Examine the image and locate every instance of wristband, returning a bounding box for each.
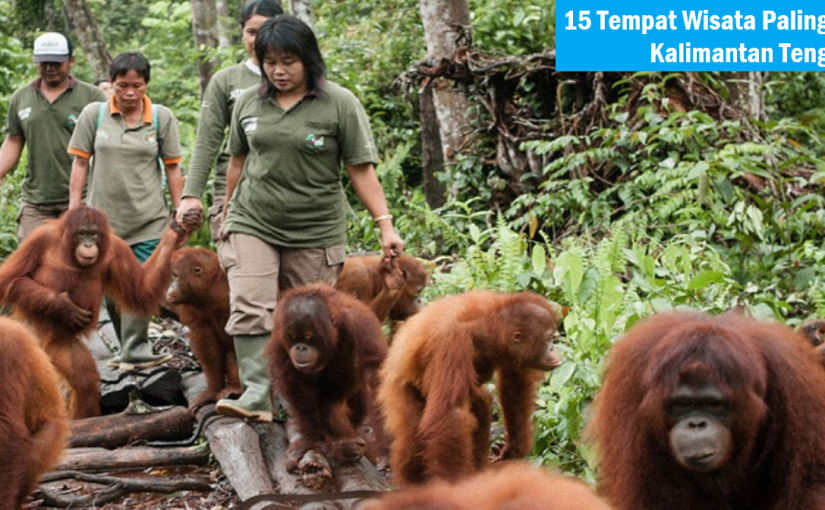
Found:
[374,214,393,223]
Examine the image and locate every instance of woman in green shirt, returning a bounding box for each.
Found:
[68,52,183,372]
[178,0,283,241]
[198,15,404,422]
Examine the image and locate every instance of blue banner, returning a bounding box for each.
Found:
[555,0,825,70]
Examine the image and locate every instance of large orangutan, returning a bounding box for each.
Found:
[166,247,240,411]
[0,206,191,419]
[265,283,388,484]
[379,290,564,486]
[589,310,825,510]
[356,461,612,510]
[335,253,429,327]
[0,317,67,508]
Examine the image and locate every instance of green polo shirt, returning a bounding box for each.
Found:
[184,61,262,199]
[4,77,106,204]
[224,80,378,248]
[67,95,183,244]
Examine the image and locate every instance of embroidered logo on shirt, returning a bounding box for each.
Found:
[66,113,78,128]
[241,117,258,134]
[305,133,325,152]
[143,128,157,144]
[230,88,244,101]
[18,107,32,121]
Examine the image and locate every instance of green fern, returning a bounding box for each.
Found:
[495,215,526,291]
[810,283,825,318]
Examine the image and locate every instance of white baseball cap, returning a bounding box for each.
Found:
[33,33,71,63]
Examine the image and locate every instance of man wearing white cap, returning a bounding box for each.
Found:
[0,32,106,240]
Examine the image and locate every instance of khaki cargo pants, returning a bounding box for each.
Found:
[17,201,69,241]
[218,232,344,336]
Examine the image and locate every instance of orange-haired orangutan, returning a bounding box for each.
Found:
[0,318,67,509]
[335,253,429,327]
[0,206,191,418]
[266,283,388,486]
[166,247,240,411]
[589,310,825,510]
[356,461,611,510]
[379,290,564,485]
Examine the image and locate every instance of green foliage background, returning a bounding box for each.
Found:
[2,0,825,483]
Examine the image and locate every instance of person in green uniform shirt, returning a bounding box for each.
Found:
[0,32,106,241]
[177,0,283,241]
[67,52,184,371]
[185,15,405,422]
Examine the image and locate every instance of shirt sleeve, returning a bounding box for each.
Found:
[89,86,107,103]
[158,107,183,165]
[184,73,231,197]
[339,91,378,167]
[4,91,23,136]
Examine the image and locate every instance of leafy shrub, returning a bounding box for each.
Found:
[423,215,792,477]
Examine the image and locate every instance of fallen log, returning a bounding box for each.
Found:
[237,489,388,510]
[204,412,276,500]
[179,364,389,509]
[37,470,211,507]
[69,404,193,448]
[257,421,341,510]
[56,446,208,471]
[334,457,390,495]
[181,373,278,500]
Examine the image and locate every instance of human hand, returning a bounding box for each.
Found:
[176,197,204,226]
[380,229,405,263]
[171,208,204,234]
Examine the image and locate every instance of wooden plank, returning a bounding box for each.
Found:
[205,416,276,500]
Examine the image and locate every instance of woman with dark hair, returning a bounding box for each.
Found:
[178,0,283,241]
[207,15,404,422]
[94,79,113,98]
[67,51,184,371]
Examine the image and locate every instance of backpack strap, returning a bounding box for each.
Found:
[96,101,106,130]
[152,104,161,157]
[153,105,165,170]
[152,104,168,187]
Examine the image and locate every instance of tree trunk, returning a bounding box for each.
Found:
[289,0,315,29]
[418,0,473,199]
[62,0,111,80]
[419,85,447,208]
[191,0,220,95]
[216,0,234,49]
[723,71,765,121]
